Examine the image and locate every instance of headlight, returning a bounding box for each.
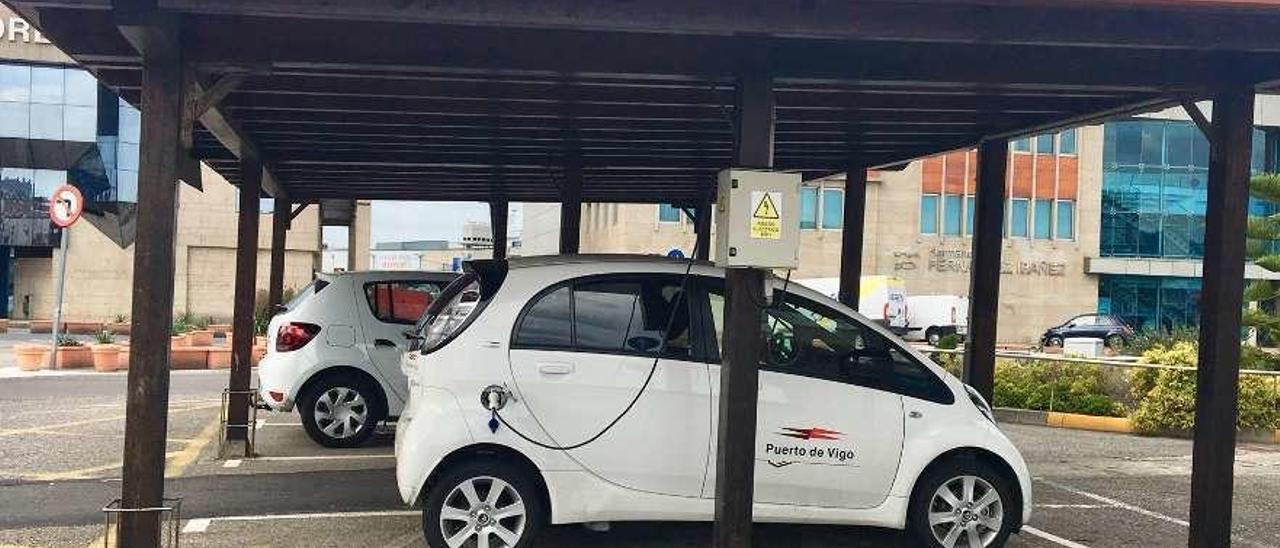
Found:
[965,384,995,423]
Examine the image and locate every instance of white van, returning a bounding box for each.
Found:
[796,275,909,334]
[905,295,969,345]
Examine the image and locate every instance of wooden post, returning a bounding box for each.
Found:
[694,187,712,260]
[1189,86,1253,548]
[118,20,184,548]
[963,138,1008,403]
[490,200,509,260]
[838,165,868,309]
[267,197,289,310]
[712,69,773,548]
[560,163,582,254]
[228,154,262,443]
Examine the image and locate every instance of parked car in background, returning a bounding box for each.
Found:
[258,270,458,447]
[797,275,909,334]
[905,295,969,345]
[1040,314,1133,349]
[398,256,1031,548]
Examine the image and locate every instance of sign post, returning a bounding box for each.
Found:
[48,185,84,364]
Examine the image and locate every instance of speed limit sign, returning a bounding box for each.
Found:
[49,185,84,228]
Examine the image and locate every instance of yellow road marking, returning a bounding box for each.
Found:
[17,430,196,443]
[0,403,219,438]
[25,452,182,481]
[165,415,221,478]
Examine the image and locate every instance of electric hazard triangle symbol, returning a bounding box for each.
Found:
[753,194,780,219]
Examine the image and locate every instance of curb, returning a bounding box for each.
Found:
[994,407,1280,444]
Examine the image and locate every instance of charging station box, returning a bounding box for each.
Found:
[714,168,801,269]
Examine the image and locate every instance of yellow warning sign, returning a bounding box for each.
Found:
[749,191,782,239]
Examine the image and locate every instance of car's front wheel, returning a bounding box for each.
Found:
[1043,335,1063,348]
[298,372,384,448]
[422,458,546,548]
[908,457,1017,548]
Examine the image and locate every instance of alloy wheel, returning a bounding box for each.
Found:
[313,386,368,440]
[438,476,527,548]
[928,475,1004,548]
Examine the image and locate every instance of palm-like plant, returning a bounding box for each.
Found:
[1243,173,1280,341]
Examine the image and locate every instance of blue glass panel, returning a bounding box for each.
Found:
[1165,123,1194,167]
[32,169,63,198]
[943,195,963,235]
[1036,134,1054,154]
[28,103,62,140]
[63,70,97,107]
[29,67,63,104]
[63,105,96,142]
[117,170,138,203]
[1010,199,1029,237]
[0,101,29,138]
[1058,129,1077,155]
[1111,122,1142,165]
[1140,121,1164,165]
[800,187,818,229]
[1252,128,1266,174]
[965,196,975,235]
[1098,275,1202,331]
[658,203,681,222]
[920,195,938,234]
[1034,199,1052,239]
[1056,201,1074,240]
[119,100,141,143]
[821,188,843,229]
[0,64,30,102]
[1013,139,1031,152]
[118,142,139,171]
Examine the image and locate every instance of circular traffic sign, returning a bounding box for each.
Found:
[48,184,84,228]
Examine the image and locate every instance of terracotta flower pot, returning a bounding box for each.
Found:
[0,318,9,334]
[65,321,105,335]
[251,344,267,367]
[29,320,57,334]
[188,330,214,347]
[255,335,268,347]
[14,344,48,371]
[117,345,130,370]
[209,323,232,336]
[90,344,120,372]
[107,322,131,336]
[170,347,208,370]
[54,346,93,369]
[171,334,191,348]
[206,347,232,369]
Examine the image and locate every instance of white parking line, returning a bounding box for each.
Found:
[181,509,419,532]
[1037,478,1189,527]
[243,454,394,462]
[1024,526,1090,548]
[222,459,242,468]
[181,518,212,534]
[1036,504,1108,509]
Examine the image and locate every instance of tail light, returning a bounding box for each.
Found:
[276,322,321,352]
[882,302,890,320]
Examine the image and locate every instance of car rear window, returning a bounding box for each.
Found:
[364,281,444,324]
[283,278,330,311]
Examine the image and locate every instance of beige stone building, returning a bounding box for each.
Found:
[13,165,323,322]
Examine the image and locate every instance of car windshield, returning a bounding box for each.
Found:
[417,274,481,353]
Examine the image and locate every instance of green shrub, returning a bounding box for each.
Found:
[932,352,963,377]
[935,333,962,350]
[92,330,115,344]
[1123,325,1199,356]
[1130,341,1280,433]
[993,359,1122,417]
[56,334,83,347]
[171,316,191,335]
[1241,345,1280,371]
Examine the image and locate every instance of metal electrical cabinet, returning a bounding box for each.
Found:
[714,169,801,270]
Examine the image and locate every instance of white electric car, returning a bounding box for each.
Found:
[396,255,1031,548]
[257,270,457,447]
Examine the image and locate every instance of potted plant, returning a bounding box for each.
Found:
[29,320,56,334]
[209,318,232,336]
[107,314,130,336]
[65,321,105,335]
[13,344,48,371]
[117,342,130,370]
[187,314,214,347]
[53,335,92,369]
[170,345,208,370]
[206,345,232,369]
[171,316,192,347]
[0,317,9,333]
[89,330,120,372]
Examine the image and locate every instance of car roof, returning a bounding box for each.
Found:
[321,270,459,280]
[503,253,714,270]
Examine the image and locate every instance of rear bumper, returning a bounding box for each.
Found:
[256,354,300,412]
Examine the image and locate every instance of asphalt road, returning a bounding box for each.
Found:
[0,371,1277,547]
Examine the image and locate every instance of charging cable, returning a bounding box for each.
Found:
[484,257,697,450]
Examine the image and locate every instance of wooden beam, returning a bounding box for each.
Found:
[117,13,182,548]
[1188,85,1254,548]
[228,153,262,444]
[289,202,311,222]
[694,190,712,260]
[558,162,582,254]
[963,137,1009,403]
[838,164,868,309]
[490,200,509,261]
[1182,99,1215,145]
[195,71,250,117]
[267,197,289,310]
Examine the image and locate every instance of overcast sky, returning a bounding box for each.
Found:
[322,201,524,249]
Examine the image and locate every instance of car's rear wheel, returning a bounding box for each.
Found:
[908,457,1017,548]
[299,372,383,448]
[926,328,941,346]
[422,458,545,548]
[1105,334,1125,349]
[1044,335,1063,348]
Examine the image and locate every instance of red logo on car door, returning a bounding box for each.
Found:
[777,427,844,441]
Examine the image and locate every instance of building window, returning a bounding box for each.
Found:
[800,186,819,229]
[1012,138,1031,152]
[943,195,963,236]
[1059,129,1077,155]
[1036,134,1054,154]
[821,188,843,229]
[1098,275,1200,332]
[1034,199,1053,239]
[1056,200,1075,240]
[1009,198,1030,238]
[658,203,681,223]
[964,196,975,236]
[920,194,939,234]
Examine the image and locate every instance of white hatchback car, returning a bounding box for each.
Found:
[258,270,457,447]
[396,255,1031,548]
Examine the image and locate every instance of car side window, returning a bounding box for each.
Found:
[363,281,444,324]
[513,275,694,359]
[706,283,952,404]
[513,285,573,348]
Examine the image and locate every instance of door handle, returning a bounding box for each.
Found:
[374,338,398,348]
[908,411,923,419]
[537,362,575,375]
